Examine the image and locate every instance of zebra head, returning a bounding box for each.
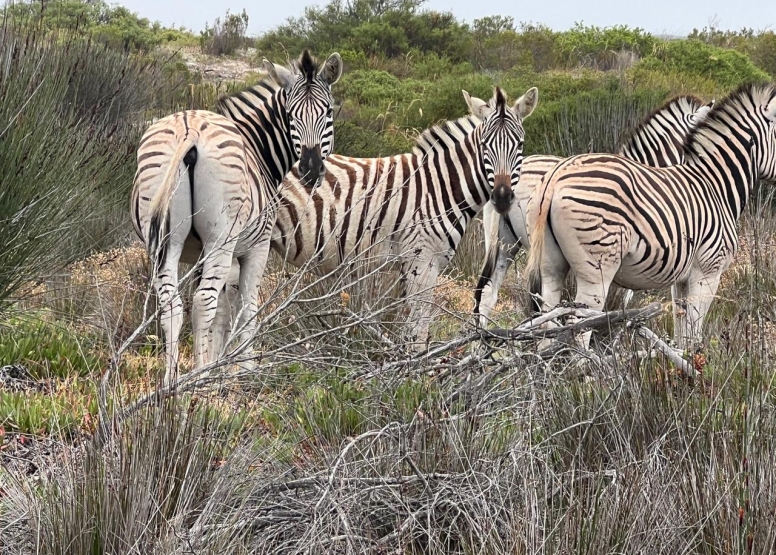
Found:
[760,90,776,181]
[465,87,539,214]
[263,50,343,187]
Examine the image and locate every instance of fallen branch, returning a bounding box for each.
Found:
[368,302,666,376]
[636,326,697,378]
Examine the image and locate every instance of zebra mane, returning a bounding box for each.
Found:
[294,50,319,83]
[216,74,283,116]
[618,94,705,152]
[413,115,482,157]
[684,82,776,158]
[215,50,324,112]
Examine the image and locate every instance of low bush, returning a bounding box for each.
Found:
[0,314,101,379]
[200,9,250,56]
[2,0,195,52]
[638,39,770,90]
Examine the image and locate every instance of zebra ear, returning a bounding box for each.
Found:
[263,58,296,91]
[766,95,776,121]
[513,87,539,119]
[462,90,492,119]
[319,52,343,86]
[691,100,714,124]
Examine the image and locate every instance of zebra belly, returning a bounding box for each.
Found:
[612,252,689,291]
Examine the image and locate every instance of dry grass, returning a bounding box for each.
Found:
[3,202,776,554]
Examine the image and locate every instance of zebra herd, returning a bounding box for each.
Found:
[130,49,776,381]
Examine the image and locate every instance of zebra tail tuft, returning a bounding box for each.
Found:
[147,135,198,268]
[524,181,554,316]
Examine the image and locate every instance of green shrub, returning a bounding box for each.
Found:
[557,23,656,69]
[749,32,776,77]
[638,39,769,89]
[626,65,720,97]
[338,69,405,105]
[2,0,194,52]
[350,20,409,57]
[0,384,98,435]
[0,26,171,311]
[0,315,102,378]
[409,51,473,80]
[524,88,667,157]
[200,9,250,56]
[334,120,414,158]
[471,18,559,71]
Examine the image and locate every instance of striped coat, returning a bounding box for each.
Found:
[526,83,776,351]
[131,51,342,380]
[270,87,538,345]
[474,95,714,325]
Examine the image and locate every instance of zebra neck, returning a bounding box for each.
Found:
[412,131,489,227]
[218,83,296,189]
[686,128,757,220]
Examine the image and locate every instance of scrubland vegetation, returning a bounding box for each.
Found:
[2,0,776,552]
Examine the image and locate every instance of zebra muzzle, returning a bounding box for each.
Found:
[490,175,515,214]
[299,144,324,187]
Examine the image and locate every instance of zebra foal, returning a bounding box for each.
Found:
[473,95,714,326]
[131,50,342,381]
[526,83,776,352]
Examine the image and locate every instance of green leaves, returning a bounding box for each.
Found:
[638,39,770,89]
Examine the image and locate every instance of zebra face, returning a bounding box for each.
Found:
[472,87,539,215]
[264,51,343,187]
[760,95,776,181]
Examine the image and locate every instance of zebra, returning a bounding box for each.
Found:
[262,86,537,347]
[473,95,715,326]
[526,82,776,353]
[131,50,343,381]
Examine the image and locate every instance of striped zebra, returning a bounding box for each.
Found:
[131,50,342,381]
[474,95,715,326]
[267,86,537,346]
[526,82,776,352]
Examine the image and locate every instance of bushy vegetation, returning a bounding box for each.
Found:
[0,27,155,310]
[200,9,250,56]
[2,0,196,51]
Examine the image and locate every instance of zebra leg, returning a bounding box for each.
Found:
[673,272,722,352]
[151,221,191,386]
[475,204,522,327]
[191,244,236,371]
[400,258,439,351]
[572,268,616,351]
[212,259,240,359]
[233,235,273,372]
[535,239,570,350]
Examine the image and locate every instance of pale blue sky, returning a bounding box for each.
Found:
[119,0,773,38]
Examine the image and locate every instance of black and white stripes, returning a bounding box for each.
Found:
[270,87,538,345]
[473,95,714,325]
[526,83,776,350]
[131,50,342,380]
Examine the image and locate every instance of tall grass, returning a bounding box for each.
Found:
[526,88,667,156]
[0,25,175,312]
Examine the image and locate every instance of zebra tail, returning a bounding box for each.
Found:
[473,204,501,318]
[524,182,553,315]
[147,135,198,266]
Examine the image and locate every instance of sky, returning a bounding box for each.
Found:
[118,0,774,38]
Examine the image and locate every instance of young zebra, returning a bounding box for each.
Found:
[473,95,714,326]
[131,50,343,381]
[267,86,537,346]
[527,83,776,352]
